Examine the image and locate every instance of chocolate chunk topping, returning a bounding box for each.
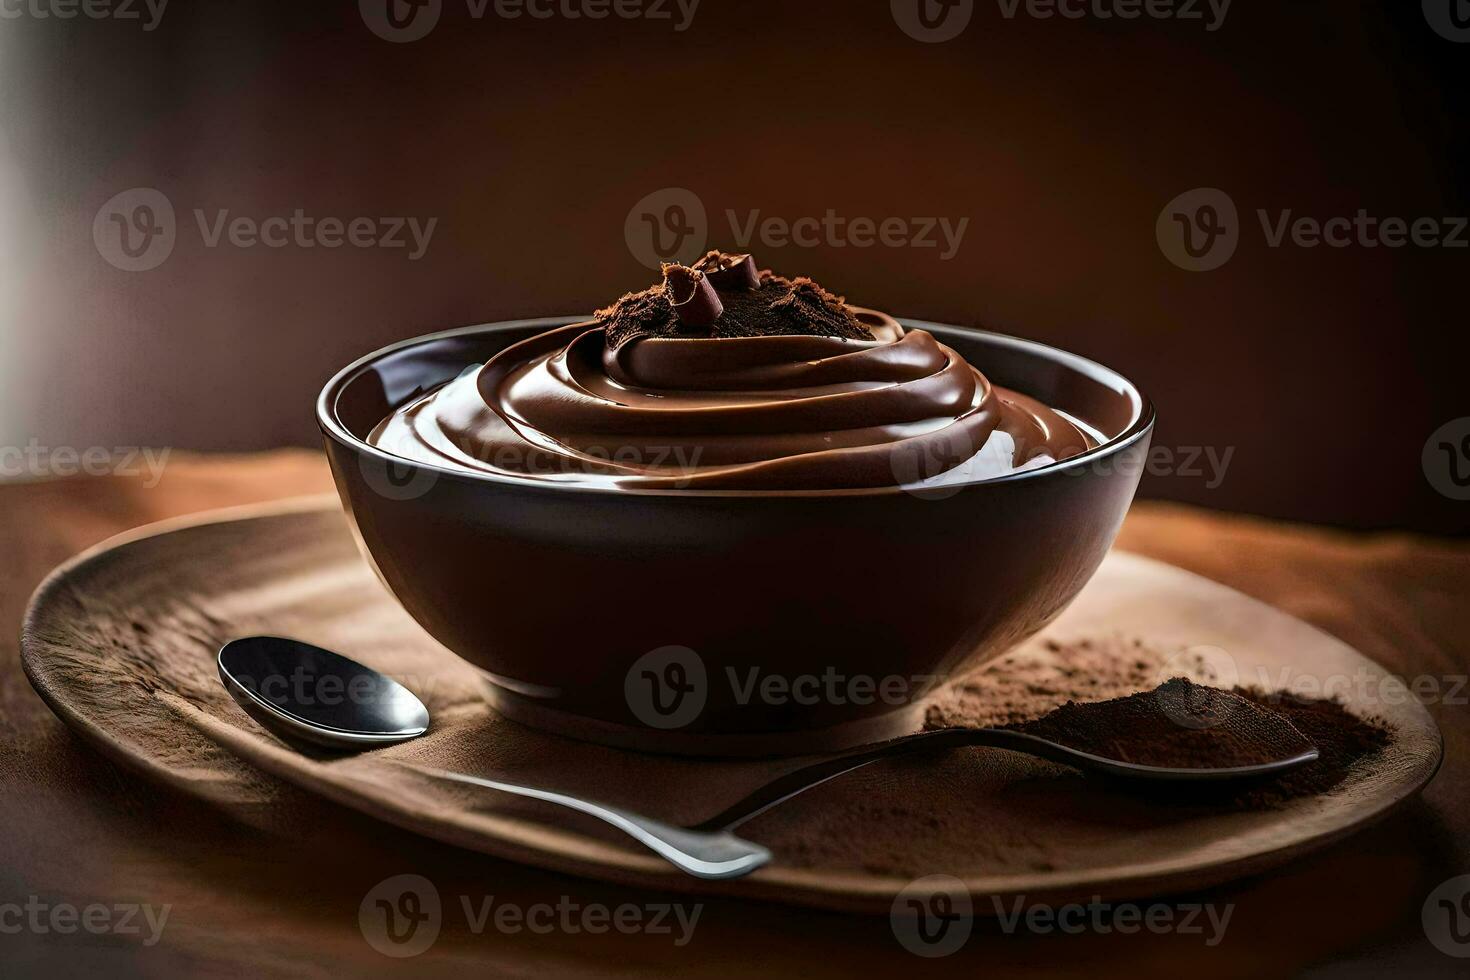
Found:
[598,252,877,349]
[692,250,761,291]
[663,264,724,330]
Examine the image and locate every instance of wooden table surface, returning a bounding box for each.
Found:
[1,451,1466,978]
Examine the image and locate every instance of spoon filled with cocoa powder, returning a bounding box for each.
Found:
[1000,676,1320,774]
[690,679,1322,837]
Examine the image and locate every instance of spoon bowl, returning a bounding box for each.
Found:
[217,636,429,750]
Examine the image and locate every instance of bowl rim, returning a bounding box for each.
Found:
[317,316,1156,499]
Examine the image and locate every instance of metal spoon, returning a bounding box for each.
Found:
[217,636,1319,880]
[217,636,769,879]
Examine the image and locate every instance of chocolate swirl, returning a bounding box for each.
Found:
[370,264,1093,490]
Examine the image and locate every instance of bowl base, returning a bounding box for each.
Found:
[479,677,929,758]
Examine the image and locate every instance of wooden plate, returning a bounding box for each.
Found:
[20,498,1442,914]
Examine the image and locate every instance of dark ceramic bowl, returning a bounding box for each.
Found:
[319,317,1154,756]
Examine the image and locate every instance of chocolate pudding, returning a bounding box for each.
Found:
[369,252,1096,490]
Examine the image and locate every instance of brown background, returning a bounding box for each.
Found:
[0,0,1466,532]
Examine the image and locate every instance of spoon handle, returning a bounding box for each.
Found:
[402,764,772,880]
[690,728,983,832]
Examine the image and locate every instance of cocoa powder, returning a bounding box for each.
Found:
[1008,677,1316,770]
[1225,687,1393,807]
[925,636,1394,811]
[598,254,874,348]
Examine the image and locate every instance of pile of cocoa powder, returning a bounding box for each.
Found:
[925,635,1392,810]
[597,254,874,348]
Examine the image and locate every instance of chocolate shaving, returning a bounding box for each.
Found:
[662,264,723,330]
[693,250,761,291]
